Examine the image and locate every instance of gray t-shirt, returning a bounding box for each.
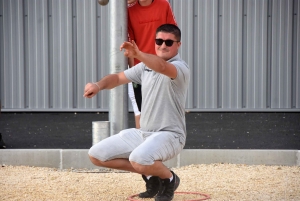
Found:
[124,53,190,144]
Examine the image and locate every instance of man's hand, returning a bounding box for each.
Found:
[120,40,140,59]
[83,83,100,98]
[127,0,137,4]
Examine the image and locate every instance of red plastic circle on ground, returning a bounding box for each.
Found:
[127,191,211,201]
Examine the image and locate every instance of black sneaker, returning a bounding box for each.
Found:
[139,175,160,198]
[0,133,6,149]
[155,171,180,201]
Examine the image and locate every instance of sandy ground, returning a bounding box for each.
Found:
[1,163,299,201]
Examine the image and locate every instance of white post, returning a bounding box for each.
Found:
[109,0,128,135]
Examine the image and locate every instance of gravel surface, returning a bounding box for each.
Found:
[1,164,299,201]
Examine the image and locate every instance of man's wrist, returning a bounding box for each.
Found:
[93,82,100,90]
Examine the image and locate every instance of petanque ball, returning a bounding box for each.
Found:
[98,0,109,6]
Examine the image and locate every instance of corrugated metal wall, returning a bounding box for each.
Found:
[1,0,299,112]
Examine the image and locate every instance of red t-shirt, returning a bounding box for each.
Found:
[128,0,177,65]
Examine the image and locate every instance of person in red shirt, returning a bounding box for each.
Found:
[127,0,177,129]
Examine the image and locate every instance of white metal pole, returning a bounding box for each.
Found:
[109,0,128,135]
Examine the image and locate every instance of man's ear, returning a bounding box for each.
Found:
[177,41,182,48]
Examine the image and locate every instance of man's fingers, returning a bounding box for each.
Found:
[127,0,137,4]
[120,43,124,51]
[131,40,136,47]
[83,83,96,98]
[131,40,139,53]
[83,91,94,98]
[120,41,134,50]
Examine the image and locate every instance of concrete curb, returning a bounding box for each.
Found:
[0,149,299,169]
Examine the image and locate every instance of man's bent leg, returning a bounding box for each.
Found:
[129,131,183,170]
[129,131,184,199]
[88,128,143,172]
[89,156,138,173]
[131,161,172,179]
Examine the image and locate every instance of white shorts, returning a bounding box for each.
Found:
[88,128,184,165]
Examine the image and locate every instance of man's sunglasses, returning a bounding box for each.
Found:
[155,39,180,47]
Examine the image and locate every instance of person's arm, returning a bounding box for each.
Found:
[166,2,177,25]
[83,72,130,98]
[120,41,177,79]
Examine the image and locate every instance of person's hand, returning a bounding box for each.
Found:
[127,0,137,4]
[120,40,140,58]
[83,83,100,98]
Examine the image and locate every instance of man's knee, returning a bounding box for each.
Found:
[89,154,103,166]
[130,161,147,174]
[129,152,155,174]
[129,148,154,167]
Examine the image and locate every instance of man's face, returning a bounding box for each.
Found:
[155,32,181,61]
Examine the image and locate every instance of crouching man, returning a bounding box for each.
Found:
[83,24,189,201]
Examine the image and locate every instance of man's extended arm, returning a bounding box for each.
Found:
[120,41,177,79]
[83,72,130,98]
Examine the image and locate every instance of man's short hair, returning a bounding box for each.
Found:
[156,24,181,41]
